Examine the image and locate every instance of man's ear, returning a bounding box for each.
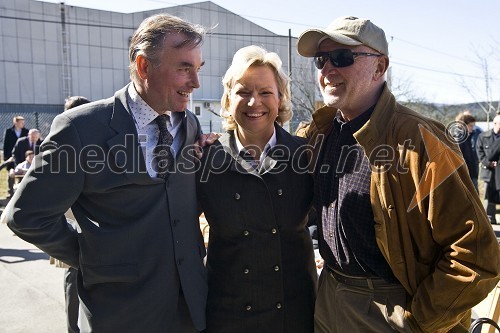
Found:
[135,54,150,80]
[374,55,389,81]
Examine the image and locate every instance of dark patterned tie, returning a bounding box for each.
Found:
[154,114,174,179]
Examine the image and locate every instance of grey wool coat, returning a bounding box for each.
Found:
[197,124,317,333]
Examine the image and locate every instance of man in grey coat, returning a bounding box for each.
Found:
[4,14,210,332]
[476,114,500,224]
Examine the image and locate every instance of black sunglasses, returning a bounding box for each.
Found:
[313,48,382,69]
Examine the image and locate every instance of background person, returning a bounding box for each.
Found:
[477,114,500,224]
[8,150,34,204]
[50,95,91,333]
[463,109,482,150]
[10,150,34,177]
[4,13,209,332]
[1,116,29,197]
[197,45,317,333]
[2,115,28,165]
[486,135,500,220]
[455,112,479,191]
[297,15,500,333]
[11,128,42,165]
[64,96,91,112]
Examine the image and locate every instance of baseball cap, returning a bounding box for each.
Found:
[297,16,388,57]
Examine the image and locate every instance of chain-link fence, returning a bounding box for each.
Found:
[0,104,62,147]
[0,105,226,149]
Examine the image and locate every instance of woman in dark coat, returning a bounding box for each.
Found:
[197,45,317,333]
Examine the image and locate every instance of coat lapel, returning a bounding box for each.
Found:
[258,155,277,175]
[106,86,156,185]
[175,112,192,168]
[262,125,293,174]
[218,132,261,177]
[216,126,295,177]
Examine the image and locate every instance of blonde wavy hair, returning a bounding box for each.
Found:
[220,45,292,131]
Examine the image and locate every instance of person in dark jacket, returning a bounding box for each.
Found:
[1,115,29,196]
[57,95,91,333]
[463,110,482,150]
[455,112,479,191]
[2,115,28,163]
[4,13,209,332]
[11,128,42,165]
[485,116,500,222]
[476,114,500,224]
[197,45,317,333]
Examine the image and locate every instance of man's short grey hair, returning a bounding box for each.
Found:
[128,13,207,82]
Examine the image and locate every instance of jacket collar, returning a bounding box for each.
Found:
[353,83,396,153]
[214,124,294,176]
[311,82,395,154]
[483,129,494,138]
[216,131,260,176]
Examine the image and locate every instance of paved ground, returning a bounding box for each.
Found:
[0,218,66,333]
[1,201,499,333]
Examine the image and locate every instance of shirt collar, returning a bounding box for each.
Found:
[127,84,172,129]
[334,105,375,133]
[234,127,277,161]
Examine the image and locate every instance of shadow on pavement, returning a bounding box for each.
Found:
[0,248,49,264]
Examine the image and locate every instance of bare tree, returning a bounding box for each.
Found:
[399,102,449,124]
[389,69,426,104]
[290,58,320,123]
[457,44,500,126]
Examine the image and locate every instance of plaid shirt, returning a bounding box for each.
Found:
[314,107,396,282]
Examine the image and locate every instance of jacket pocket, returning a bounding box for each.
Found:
[81,262,139,286]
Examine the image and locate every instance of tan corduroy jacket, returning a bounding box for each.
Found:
[306,83,500,333]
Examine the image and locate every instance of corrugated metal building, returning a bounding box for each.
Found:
[0,0,314,142]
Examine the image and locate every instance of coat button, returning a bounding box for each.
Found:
[173,219,179,226]
[243,268,249,274]
[273,265,280,272]
[271,228,277,234]
[277,189,283,196]
[235,193,240,200]
[276,302,282,309]
[245,305,252,311]
[243,230,249,236]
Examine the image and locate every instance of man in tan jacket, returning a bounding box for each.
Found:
[297,16,500,332]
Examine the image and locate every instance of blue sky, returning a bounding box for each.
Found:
[40,0,500,105]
